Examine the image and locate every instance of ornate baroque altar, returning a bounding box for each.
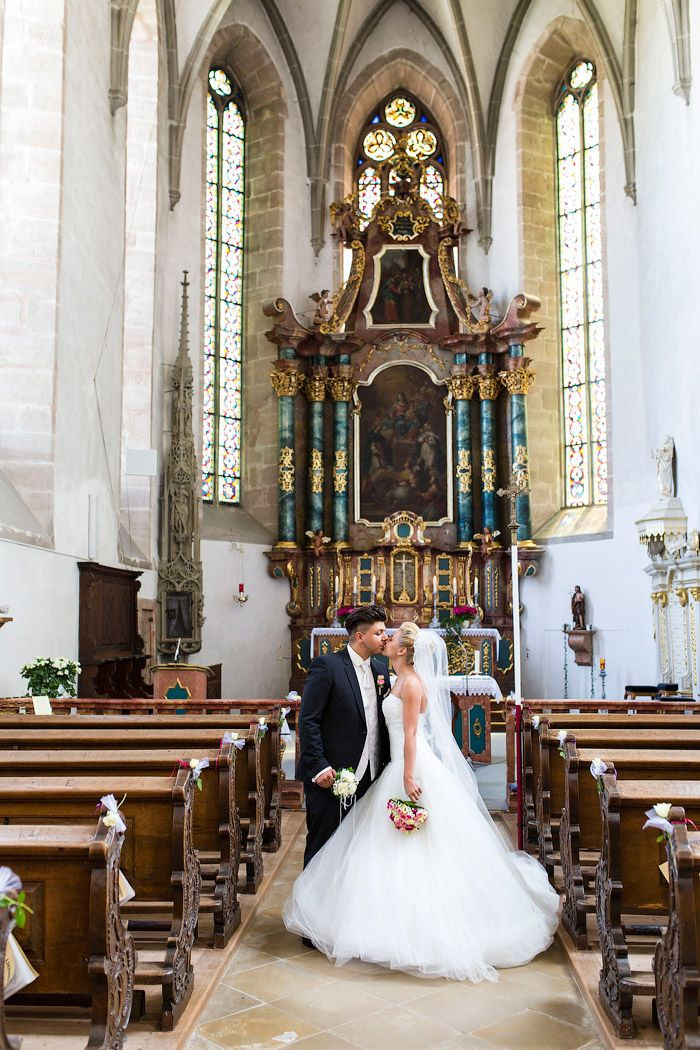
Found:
[264,138,543,694]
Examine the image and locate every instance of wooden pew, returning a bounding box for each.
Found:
[535,722,700,873]
[0,819,134,1048]
[508,697,700,812]
[0,771,197,1031]
[596,776,700,1037]
[523,709,700,847]
[0,712,283,857]
[0,903,18,1050]
[561,743,700,949]
[654,813,700,1050]
[0,725,265,895]
[0,746,240,948]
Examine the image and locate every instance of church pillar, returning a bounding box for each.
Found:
[327,356,355,547]
[499,346,536,541]
[303,360,327,537]
[448,362,477,546]
[270,350,301,548]
[477,354,499,532]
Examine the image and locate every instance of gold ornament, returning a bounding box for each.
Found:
[303,374,327,402]
[270,369,301,398]
[446,375,478,401]
[279,446,295,493]
[319,240,366,334]
[456,449,472,495]
[437,239,490,334]
[513,444,530,484]
[499,367,536,395]
[477,373,500,401]
[333,450,348,493]
[675,588,689,608]
[327,376,356,402]
[309,449,323,494]
[481,449,496,493]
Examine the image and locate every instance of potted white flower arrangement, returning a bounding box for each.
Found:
[19,657,81,699]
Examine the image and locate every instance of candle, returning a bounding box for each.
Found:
[371,573,376,600]
[432,574,438,597]
[452,577,458,602]
[474,574,479,600]
[353,575,358,599]
[600,658,606,671]
[334,575,339,598]
[239,582,244,594]
[474,650,481,675]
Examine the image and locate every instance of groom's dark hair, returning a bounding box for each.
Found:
[345,604,387,638]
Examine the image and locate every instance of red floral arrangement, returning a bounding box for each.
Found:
[336,606,354,627]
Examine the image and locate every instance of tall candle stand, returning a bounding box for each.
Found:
[599,661,607,700]
[429,593,440,629]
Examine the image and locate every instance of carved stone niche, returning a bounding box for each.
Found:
[566,628,596,666]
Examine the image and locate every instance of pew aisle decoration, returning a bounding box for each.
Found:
[0,867,38,1002]
[643,802,674,841]
[256,717,268,736]
[183,757,210,791]
[100,793,127,832]
[0,869,30,931]
[387,798,428,834]
[220,731,246,751]
[557,728,568,758]
[589,757,607,794]
[19,657,81,698]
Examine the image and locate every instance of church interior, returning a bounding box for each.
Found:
[1,0,699,1047]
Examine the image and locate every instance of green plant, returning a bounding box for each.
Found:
[20,657,81,698]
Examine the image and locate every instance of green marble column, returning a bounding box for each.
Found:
[500,345,534,541]
[270,350,301,547]
[303,359,327,537]
[477,354,499,532]
[449,356,477,546]
[328,355,355,546]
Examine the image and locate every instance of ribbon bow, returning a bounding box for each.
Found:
[0,868,21,898]
[221,732,246,751]
[280,707,292,737]
[100,793,127,833]
[182,757,210,790]
[255,717,268,736]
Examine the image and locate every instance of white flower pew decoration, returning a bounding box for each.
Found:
[589,757,608,795]
[220,731,246,750]
[100,793,127,833]
[184,757,210,791]
[643,802,674,842]
[557,728,568,759]
[531,714,540,730]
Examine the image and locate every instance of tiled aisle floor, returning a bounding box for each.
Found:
[188,819,604,1050]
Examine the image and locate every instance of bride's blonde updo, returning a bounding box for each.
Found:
[398,621,420,665]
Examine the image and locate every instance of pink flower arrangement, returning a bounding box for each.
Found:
[452,605,478,618]
[387,798,428,834]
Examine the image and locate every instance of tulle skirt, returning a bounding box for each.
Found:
[283,740,560,982]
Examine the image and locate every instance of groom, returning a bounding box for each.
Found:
[297,604,392,868]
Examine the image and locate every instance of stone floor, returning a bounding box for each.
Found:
[187,822,604,1050]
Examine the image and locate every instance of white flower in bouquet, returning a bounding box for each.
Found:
[589,757,607,779]
[643,801,674,839]
[332,768,358,808]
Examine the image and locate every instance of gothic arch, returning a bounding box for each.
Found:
[515,16,612,533]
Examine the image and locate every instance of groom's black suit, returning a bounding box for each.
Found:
[298,646,391,867]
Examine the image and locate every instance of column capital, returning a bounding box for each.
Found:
[477,371,500,401]
[327,375,357,402]
[499,366,535,395]
[270,364,302,398]
[302,371,328,402]
[446,374,478,401]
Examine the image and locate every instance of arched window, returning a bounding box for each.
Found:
[354,93,447,227]
[555,59,607,508]
[202,67,245,505]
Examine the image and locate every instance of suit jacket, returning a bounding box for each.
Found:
[297,647,392,785]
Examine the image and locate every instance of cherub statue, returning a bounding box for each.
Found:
[309,290,332,327]
[474,525,500,559]
[305,528,331,558]
[655,435,675,499]
[571,585,586,630]
[468,287,493,323]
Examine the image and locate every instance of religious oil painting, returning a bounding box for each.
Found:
[365,245,437,328]
[354,363,452,526]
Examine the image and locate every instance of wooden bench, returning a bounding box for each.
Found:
[0,745,240,948]
[508,698,700,812]
[561,743,700,948]
[0,724,266,895]
[0,712,283,857]
[0,818,135,1048]
[0,771,197,1030]
[524,709,700,847]
[654,813,700,1049]
[596,776,700,1037]
[535,722,700,873]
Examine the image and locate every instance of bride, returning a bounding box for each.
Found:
[283,622,560,983]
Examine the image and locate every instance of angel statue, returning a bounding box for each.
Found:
[309,290,332,327]
[305,529,331,558]
[655,435,675,499]
[468,287,493,323]
[474,525,500,559]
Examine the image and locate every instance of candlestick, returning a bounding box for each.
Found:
[432,574,437,597]
[599,657,605,671]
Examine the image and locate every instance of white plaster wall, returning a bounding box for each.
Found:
[199,540,290,697]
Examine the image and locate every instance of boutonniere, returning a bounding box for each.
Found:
[377,675,386,689]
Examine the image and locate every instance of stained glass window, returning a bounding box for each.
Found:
[555,60,607,508]
[203,67,245,505]
[355,92,446,230]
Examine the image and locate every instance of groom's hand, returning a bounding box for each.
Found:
[315,768,336,789]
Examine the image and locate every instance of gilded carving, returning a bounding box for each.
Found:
[309,448,323,494]
[333,450,348,493]
[514,445,530,484]
[377,207,430,241]
[481,449,496,493]
[359,336,446,375]
[270,368,301,398]
[651,590,669,608]
[675,588,689,608]
[326,376,356,402]
[279,447,295,493]
[499,367,536,395]
[319,240,366,334]
[437,239,490,333]
[303,373,327,402]
[477,373,500,401]
[456,449,472,495]
[446,375,478,401]
[690,588,700,602]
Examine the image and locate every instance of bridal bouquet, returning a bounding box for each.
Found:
[332,768,358,810]
[387,798,428,834]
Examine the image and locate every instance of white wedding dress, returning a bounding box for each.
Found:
[284,650,560,982]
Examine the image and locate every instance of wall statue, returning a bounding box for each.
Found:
[655,435,675,499]
[571,585,586,630]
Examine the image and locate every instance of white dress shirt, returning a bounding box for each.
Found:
[311,646,380,784]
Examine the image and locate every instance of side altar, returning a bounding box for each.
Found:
[264,136,543,697]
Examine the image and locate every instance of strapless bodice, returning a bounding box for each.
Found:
[382,692,426,759]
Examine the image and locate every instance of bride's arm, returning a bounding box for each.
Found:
[402,678,422,803]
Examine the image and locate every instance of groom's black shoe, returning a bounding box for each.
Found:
[302,937,317,951]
